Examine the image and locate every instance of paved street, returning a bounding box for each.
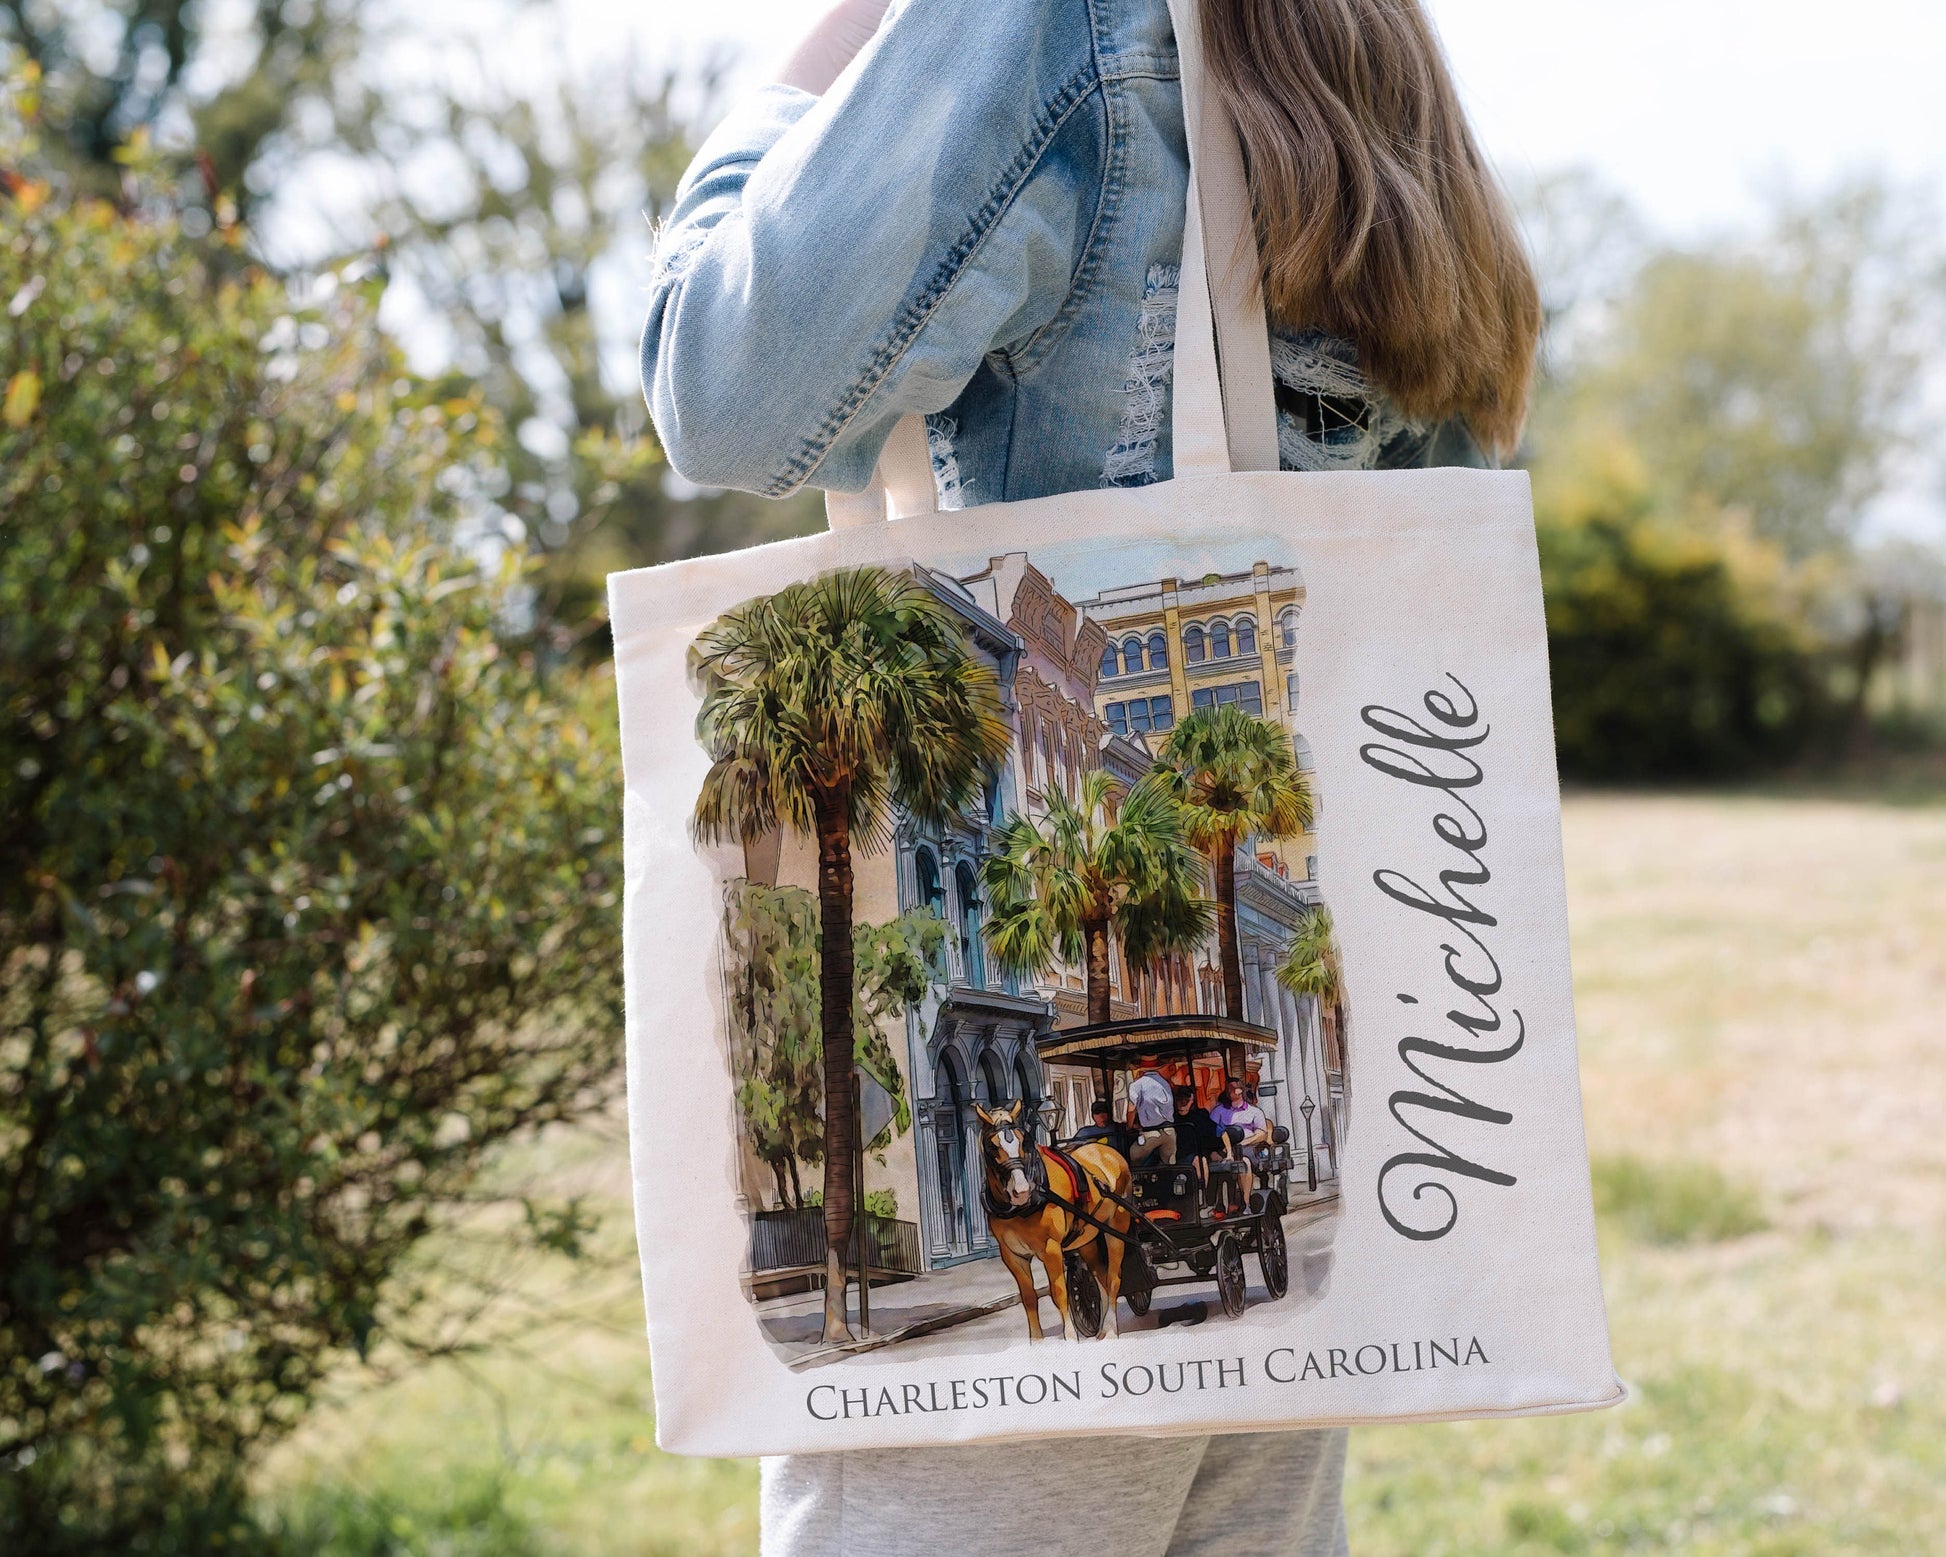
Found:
[760,1187,1343,1368]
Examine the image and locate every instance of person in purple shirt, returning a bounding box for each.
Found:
[1211,1075,1270,1203]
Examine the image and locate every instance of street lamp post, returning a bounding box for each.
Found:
[1298,1094,1318,1193]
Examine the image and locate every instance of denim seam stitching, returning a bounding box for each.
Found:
[762,63,1105,497]
[999,0,1124,374]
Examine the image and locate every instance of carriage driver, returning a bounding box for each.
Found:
[1124,1059,1176,1168]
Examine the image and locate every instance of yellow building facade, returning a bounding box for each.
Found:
[1078,561,1317,882]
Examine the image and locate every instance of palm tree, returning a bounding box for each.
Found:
[692,566,1011,1343]
[980,770,1210,1026]
[1276,904,1347,1087]
[1151,705,1313,1022]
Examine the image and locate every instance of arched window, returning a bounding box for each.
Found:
[1146,631,1168,669]
[1278,609,1299,649]
[1211,620,1233,659]
[1236,617,1256,655]
[1183,625,1206,664]
[979,1048,1009,1104]
[915,847,943,915]
[935,1050,971,1249]
[1100,644,1119,678]
[955,861,985,988]
[1121,637,1145,675]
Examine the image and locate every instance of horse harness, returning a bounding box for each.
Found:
[983,1140,1160,1254]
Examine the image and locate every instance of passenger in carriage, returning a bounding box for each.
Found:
[1069,1097,1126,1153]
[1212,1075,1269,1206]
[1171,1083,1231,1198]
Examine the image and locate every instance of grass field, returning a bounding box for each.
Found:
[257,792,1946,1555]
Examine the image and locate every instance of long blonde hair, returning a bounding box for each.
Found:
[1202,0,1540,456]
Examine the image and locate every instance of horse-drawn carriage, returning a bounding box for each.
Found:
[976,1015,1297,1339]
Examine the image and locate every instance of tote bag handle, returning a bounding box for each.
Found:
[826,0,1273,530]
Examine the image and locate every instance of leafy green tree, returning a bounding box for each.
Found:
[1150,708,1313,1023]
[980,770,1210,1026]
[1275,905,1347,1083]
[0,138,622,1548]
[690,567,1012,1342]
[721,881,944,1209]
[1535,434,1828,780]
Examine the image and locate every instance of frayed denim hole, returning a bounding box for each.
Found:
[925,414,969,511]
[1100,261,1180,488]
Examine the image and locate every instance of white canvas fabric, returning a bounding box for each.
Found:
[609,0,1623,1458]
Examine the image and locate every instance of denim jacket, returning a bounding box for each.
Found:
[641,0,1483,509]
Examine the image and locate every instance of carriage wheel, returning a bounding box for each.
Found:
[1121,1241,1155,1317]
[1064,1251,1103,1339]
[1257,1203,1290,1301]
[1214,1230,1247,1319]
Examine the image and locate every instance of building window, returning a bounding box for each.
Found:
[955,861,986,988]
[1236,617,1256,655]
[1121,637,1145,674]
[1107,696,1174,737]
[1146,631,1168,669]
[1286,672,1298,713]
[915,847,943,914]
[1100,644,1119,678]
[1279,609,1299,648]
[1210,620,1233,659]
[1305,854,1317,881]
[1190,680,1264,717]
[1183,625,1206,664]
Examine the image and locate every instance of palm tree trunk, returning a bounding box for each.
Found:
[813,792,857,1344]
[1084,915,1112,1026]
[1214,835,1244,1021]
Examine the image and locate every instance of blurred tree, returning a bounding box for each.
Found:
[0,0,362,211]
[1539,179,1944,560]
[0,102,621,1548]
[1533,431,1830,780]
[1510,166,1648,366]
[319,40,825,629]
[0,0,824,640]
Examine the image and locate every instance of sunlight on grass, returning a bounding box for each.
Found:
[1590,1154,1767,1245]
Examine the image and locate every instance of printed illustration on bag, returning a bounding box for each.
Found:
[690,550,1351,1367]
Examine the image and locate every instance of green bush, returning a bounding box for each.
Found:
[0,132,621,1546]
[1590,1154,1768,1245]
[1534,438,1831,781]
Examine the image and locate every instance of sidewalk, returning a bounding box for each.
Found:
[757,1249,1045,1370]
[758,1178,1345,1370]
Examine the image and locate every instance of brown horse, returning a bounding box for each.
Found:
[974,1100,1133,1341]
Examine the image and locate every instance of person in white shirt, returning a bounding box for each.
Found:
[1124,1060,1177,1167]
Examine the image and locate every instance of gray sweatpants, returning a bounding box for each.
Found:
[761,1428,1349,1556]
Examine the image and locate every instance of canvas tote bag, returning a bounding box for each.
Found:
[609,0,1623,1456]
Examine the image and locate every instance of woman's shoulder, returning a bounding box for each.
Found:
[886,0,1175,86]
